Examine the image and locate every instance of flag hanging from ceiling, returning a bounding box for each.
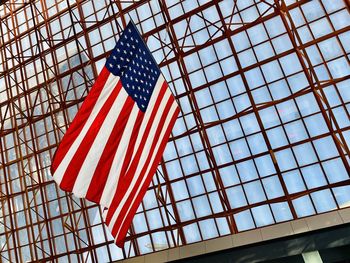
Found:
[51,21,180,247]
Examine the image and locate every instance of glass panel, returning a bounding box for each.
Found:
[1,0,349,260]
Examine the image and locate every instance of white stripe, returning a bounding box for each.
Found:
[53,74,120,185]
[107,89,174,231]
[111,102,178,239]
[99,103,140,208]
[126,76,165,172]
[101,76,165,208]
[72,89,129,198]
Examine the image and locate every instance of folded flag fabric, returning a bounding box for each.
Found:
[51,21,180,247]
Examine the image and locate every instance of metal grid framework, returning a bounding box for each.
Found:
[0,0,350,262]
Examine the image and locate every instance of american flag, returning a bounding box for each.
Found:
[51,21,180,247]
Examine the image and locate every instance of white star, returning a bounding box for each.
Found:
[136,39,139,43]
[121,41,124,45]
[128,28,131,33]
[132,85,135,89]
[131,37,134,41]
[135,78,139,82]
[138,87,141,90]
[143,51,146,55]
[134,94,138,98]
[123,50,127,54]
[113,55,117,60]
[117,64,121,69]
[127,43,130,47]
[132,45,135,49]
[116,48,120,52]
[126,58,130,62]
[109,63,113,68]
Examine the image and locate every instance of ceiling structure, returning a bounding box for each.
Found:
[0,0,350,262]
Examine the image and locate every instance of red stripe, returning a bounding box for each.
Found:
[51,67,111,174]
[108,95,176,234]
[110,96,175,232]
[120,81,169,185]
[85,106,144,203]
[117,110,145,188]
[115,105,179,247]
[59,80,123,192]
[105,81,168,224]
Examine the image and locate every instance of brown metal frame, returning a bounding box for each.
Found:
[0,0,349,261]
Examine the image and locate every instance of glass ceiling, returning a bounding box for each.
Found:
[0,0,349,262]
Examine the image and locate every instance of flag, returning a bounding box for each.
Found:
[51,21,180,247]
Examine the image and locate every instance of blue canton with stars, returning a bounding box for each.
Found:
[106,22,161,112]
